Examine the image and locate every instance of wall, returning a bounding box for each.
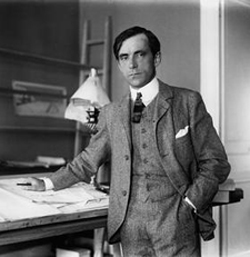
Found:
[224,0,250,180]
[0,0,200,164]
[79,0,201,101]
[223,0,250,256]
[0,0,82,165]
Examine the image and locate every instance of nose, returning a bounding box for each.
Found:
[129,56,137,69]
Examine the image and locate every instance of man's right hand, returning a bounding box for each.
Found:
[21,177,46,191]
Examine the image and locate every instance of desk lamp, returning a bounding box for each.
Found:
[65,68,111,191]
[65,68,110,133]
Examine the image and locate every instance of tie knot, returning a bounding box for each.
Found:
[136,92,142,100]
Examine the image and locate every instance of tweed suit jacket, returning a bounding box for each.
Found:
[50,80,230,243]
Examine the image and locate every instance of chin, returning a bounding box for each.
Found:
[129,80,144,88]
[130,84,144,89]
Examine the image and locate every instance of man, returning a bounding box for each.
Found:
[26,26,230,256]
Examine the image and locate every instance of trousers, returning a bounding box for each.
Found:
[120,176,201,257]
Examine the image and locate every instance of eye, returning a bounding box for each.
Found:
[135,51,146,59]
[119,54,128,61]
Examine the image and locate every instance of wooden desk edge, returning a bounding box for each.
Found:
[0,207,108,232]
[0,214,108,246]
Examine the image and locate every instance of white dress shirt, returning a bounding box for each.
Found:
[130,77,159,106]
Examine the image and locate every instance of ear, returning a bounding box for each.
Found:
[154,52,161,67]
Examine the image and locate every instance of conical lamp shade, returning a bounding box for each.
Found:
[71,68,110,108]
[65,68,110,124]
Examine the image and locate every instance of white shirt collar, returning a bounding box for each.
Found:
[130,77,159,106]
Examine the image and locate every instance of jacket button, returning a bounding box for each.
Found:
[122,190,127,196]
[124,155,129,160]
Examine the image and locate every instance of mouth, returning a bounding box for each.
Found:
[129,72,141,78]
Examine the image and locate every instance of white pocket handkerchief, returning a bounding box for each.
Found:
[175,125,189,139]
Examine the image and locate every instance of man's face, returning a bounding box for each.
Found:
[117,33,160,89]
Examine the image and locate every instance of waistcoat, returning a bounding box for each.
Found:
[130,95,176,202]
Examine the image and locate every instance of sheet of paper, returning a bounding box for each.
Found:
[59,198,109,213]
[0,180,96,205]
[0,187,60,221]
[0,178,109,216]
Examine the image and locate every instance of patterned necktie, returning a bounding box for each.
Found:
[132,92,145,123]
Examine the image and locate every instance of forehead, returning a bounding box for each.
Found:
[118,33,150,55]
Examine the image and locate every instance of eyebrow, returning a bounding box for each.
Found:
[118,53,128,59]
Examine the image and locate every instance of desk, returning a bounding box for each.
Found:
[0,177,110,257]
[0,177,243,257]
[0,189,242,244]
[212,188,243,206]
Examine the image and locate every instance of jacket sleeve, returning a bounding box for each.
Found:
[50,106,111,190]
[185,92,231,211]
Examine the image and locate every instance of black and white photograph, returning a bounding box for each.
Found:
[0,0,249,256]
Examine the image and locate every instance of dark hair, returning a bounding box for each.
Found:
[113,26,161,60]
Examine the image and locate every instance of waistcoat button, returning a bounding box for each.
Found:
[122,190,127,196]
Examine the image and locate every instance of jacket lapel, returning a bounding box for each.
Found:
[117,94,132,150]
[153,80,174,133]
[154,81,190,195]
